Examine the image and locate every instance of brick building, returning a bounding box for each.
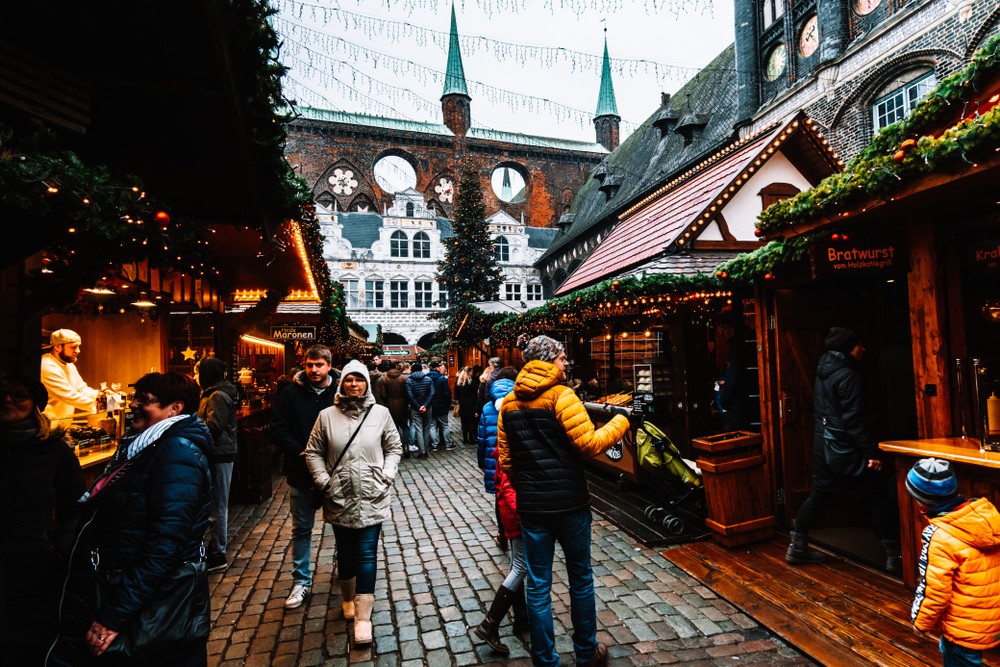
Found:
[283,6,623,345]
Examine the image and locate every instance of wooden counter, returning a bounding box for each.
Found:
[879,438,1000,588]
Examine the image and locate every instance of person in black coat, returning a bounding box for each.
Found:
[785,327,901,574]
[49,372,212,666]
[454,366,480,445]
[0,373,84,666]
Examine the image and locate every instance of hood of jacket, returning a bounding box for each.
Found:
[201,380,239,402]
[931,497,1000,551]
[513,360,562,400]
[490,378,515,410]
[385,368,402,380]
[408,370,428,382]
[335,359,376,407]
[816,350,857,381]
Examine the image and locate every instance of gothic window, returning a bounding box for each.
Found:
[342,280,360,308]
[504,283,522,301]
[493,235,510,262]
[413,232,431,259]
[415,281,434,308]
[872,71,936,132]
[526,284,543,301]
[364,280,384,308]
[434,177,454,203]
[328,168,359,196]
[390,280,408,308]
[390,231,408,258]
[762,0,784,29]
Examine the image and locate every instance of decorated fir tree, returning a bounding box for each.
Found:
[433,168,504,341]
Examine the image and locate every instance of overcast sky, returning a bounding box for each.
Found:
[272,0,736,144]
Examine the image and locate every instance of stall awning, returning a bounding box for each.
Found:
[556,114,839,295]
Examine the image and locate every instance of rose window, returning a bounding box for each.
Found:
[328,168,359,195]
[434,177,454,203]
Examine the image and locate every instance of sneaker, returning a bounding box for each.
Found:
[407,444,418,453]
[206,555,227,573]
[284,584,310,609]
[445,443,456,451]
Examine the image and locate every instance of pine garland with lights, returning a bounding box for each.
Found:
[758,33,1000,234]
[434,168,504,343]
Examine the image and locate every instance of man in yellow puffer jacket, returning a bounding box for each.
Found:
[906,458,1000,666]
[497,334,630,667]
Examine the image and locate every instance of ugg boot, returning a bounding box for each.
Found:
[882,540,902,575]
[473,585,515,654]
[339,577,356,619]
[510,584,529,637]
[785,531,826,564]
[353,594,375,645]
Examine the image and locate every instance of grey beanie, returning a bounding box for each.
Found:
[905,458,959,507]
[518,334,565,363]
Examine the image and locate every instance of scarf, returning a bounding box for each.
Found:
[335,394,367,419]
[0,418,39,446]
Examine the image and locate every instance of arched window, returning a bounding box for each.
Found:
[413,232,430,259]
[493,235,510,262]
[872,70,936,132]
[406,202,415,217]
[390,231,408,258]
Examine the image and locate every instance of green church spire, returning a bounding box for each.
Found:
[595,30,619,118]
[442,3,469,97]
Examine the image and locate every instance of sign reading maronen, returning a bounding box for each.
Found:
[269,326,316,341]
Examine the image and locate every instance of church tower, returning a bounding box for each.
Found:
[593,31,620,152]
[441,3,471,138]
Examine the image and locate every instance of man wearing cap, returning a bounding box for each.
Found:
[906,458,1000,666]
[786,326,901,574]
[40,329,100,423]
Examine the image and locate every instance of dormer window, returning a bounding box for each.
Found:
[598,172,621,201]
[652,107,680,139]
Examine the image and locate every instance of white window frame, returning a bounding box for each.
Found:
[504,282,522,301]
[364,280,384,309]
[413,231,431,259]
[343,280,359,308]
[526,283,543,301]
[390,280,408,308]
[872,72,936,132]
[414,281,434,308]
[493,235,510,262]
[390,231,408,258]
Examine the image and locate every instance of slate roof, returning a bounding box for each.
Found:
[526,226,559,249]
[539,44,738,264]
[337,212,384,249]
[623,251,740,279]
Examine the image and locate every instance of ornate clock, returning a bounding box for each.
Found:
[765,43,787,82]
[799,15,819,59]
[853,0,881,15]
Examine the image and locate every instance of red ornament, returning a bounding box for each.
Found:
[841,233,849,241]
[831,233,840,241]
[764,272,775,281]
[716,271,728,279]
[893,150,906,162]
[900,139,917,151]
[154,210,170,228]
[611,280,619,289]
[754,228,763,237]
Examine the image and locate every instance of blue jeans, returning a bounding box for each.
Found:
[332,523,382,594]
[430,408,451,449]
[288,485,317,586]
[940,637,982,667]
[410,408,432,454]
[521,510,598,667]
[207,461,233,559]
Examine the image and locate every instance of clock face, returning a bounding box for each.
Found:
[853,0,881,15]
[765,43,786,82]
[799,15,819,58]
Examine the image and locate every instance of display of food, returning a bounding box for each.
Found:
[595,392,633,406]
[66,425,113,453]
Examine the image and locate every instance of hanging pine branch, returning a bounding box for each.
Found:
[433,168,503,341]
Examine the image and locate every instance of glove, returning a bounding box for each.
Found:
[609,406,630,418]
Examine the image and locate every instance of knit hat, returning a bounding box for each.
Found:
[195,356,227,389]
[428,360,441,369]
[517,334,565,363]
[905,458,958,507]
[824,327,860,353]
[0,373,47,407]
[50,329,82,346]
[411,362,423,373]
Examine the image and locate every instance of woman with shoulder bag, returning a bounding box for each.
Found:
[48,372,212,667]
[305,360,402,646]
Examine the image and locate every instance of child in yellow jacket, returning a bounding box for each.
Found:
[906,458,1000,667]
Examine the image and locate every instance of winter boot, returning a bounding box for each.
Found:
[785,531,826,564]
[511,583,529,637]
[339,577,356,619]
[882,540,902,576]
[353,594,375,645]
[473,585,516,654]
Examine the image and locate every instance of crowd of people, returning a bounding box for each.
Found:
[4,332,1000,667]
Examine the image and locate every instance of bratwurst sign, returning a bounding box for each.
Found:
[811,233,908,279]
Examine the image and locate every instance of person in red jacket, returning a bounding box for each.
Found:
[906,458,1000,667]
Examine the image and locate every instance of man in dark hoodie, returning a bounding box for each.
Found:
[269,345,338,609]
[405,362,434,459]
[785,327,901,574]
[195,356,239,572]
[427,360,453,451]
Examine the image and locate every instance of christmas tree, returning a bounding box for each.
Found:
[433,168,504,340]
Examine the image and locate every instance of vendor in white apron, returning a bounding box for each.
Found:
[40,328,99,423]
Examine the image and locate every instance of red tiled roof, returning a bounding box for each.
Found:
[555,125,783,295]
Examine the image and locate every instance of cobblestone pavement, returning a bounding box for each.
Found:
[208,426,814,666]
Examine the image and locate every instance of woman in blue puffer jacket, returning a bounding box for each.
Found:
[477,371,516,548]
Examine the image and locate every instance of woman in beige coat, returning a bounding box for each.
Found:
[305,360,402,646]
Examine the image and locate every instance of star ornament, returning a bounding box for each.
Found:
[181,346,198,361]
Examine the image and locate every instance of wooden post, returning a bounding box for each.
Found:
[907,216,952,438]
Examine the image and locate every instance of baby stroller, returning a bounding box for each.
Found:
[634,419,707,537]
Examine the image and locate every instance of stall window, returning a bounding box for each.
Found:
[364,280,384,308]
[413,231,431,259]
[505,283,521,301]
[343,280,359,308]
[390,280,408,308]
[526,283,543,301]
[415,281,434,308]
[873,71,936,131]
[390,231,408,258]
[493,235,510,262]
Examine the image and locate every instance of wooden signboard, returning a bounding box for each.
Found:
[810,232,908,279]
